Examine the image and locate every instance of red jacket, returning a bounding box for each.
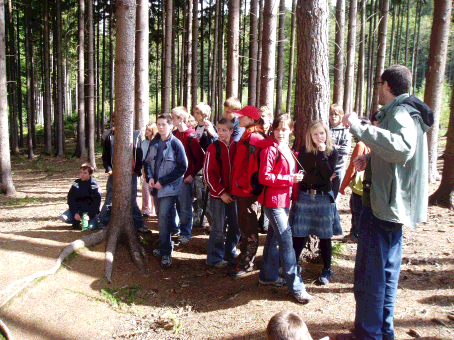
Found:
[230,126,265,197]
[203,139,236,200]
[174,126,205,178]
[257,136,295,208]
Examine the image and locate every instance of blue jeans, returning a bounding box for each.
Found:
[206,198,240,266]
[259,206,306,295]
[155,195,178,256]
[60,210,99,229]
[354,207,403,340]
[99,174,144,230]
[176,181,193,239]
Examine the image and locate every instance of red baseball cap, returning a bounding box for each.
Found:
[233,106,260,121]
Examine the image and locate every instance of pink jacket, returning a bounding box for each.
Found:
[257,136,295,208]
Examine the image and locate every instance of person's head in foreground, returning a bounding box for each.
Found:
[266,310,313,340]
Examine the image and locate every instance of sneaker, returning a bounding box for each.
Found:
[319,268,333,285]
[161,255,172,267]
[213,260,229,268]
[137,226,151,234]
[259,277,286,287]
[229,266,254,277]
[293,291,313,304]
[177,235,190,245]
[152,248,161,257]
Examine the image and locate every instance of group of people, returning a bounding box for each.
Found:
[60,65,430,340]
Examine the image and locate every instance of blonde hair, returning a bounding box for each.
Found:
[259,105,273,118]
[330,103,344,117]
[305,120,333,156]
[171,106,189,123]
[145,122,158,141]
[223,97,242,110]
[195,102,212,120]
[266,310,312,340]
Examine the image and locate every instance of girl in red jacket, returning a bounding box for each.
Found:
[257,114,312,304]
[229,106,266,277]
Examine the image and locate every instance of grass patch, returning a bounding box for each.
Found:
[99,285,149,309]
[332,242,345,257]
[0,196,48,207]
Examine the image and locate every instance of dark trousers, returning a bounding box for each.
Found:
[349,192,363,238]
[235,195,260,270]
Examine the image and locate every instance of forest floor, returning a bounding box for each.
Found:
[1,138,454,340]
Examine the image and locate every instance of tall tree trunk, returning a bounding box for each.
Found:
[429,76,454,209]
[16,8,23,148]
[200,0,204,102]
[101,9,106,134]
[226,0,240,98]
[275,0,285,115]
[135,0,149,138]
[210,0,220,110]
[207,0,212,103]
[0,0,15,196]
[239,0,246,103]
[25,4,34,159]
[256,0,264,106]
[424,0,452,183]
[248,0,258,106]
[404,0,410,67]
[191,0,199,110]
[333,0,345,105]
[55,0,64,157]
[172,7,176,109]
[217,0,225,120]
[294,0,330,149]
[43,0,52,154]
[105,0,146,283]
[389,5,395,66]
[259,0,278,109]
[30,20,36,149]
[6,0,18,155]
[365,0,377,117]
[286,0,297,114]
[87,0,96,167]
[343,0,358,115]
[109,0,114,123]
[371,0,390,115]
[185,0,193,109]
[412,0,422,94]
[354,0,366,116]
[162,0,172,113]
[77,0,87,158]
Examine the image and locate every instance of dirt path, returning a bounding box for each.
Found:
[1,150,454,340]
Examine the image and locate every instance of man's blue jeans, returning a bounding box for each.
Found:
[354,207,402,340]
[61,210,99,230]
[155,195,178,256]
[206,198,240,266]
[99,174,144,230]
[176,181,193,239]
[259,206,306,295]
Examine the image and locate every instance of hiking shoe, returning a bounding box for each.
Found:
[152,248,161,257]
[293,291,313,304]
[319,268,333,285]
[229,266,254,277]
[161,255,172,268]
[213,260,229,268]
[177,235,190,245]
[259,277,286,287]
[137,226,151,234]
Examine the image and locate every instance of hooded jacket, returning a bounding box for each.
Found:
[349,93,430,228]
[257,136,295,208]
[173,126,205,179]
[330,123,351,171]
[102,130,143,176]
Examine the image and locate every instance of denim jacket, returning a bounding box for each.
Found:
[143,134,188,198]
[350,94,430,229]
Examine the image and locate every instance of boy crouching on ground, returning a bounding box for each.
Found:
[143,114,188,268]
[60,163,101,230]
[203,118,240,268]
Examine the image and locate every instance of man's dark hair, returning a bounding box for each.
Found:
[217,117,234,130]
[80,163,94,175]
[157,113,173,125]
[381,65,412,96]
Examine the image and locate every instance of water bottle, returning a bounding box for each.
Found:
[81,213,89,230]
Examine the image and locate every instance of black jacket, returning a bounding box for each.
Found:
[67,177,102,219]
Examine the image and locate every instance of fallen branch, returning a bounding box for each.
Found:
[0,230,106,309]
[0,318,14,340]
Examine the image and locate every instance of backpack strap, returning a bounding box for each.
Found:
[213,140,223,180]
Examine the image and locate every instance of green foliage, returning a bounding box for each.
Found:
[0,196,47,207]
[332,241,345,258]
[0,333,6,340]
[156,311,182,334]
[100,286,146,308]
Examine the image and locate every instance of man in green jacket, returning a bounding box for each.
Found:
[340,65,430,340]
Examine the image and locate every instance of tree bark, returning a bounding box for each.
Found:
[256,0,264,106]
[0,0,15,196]
[294,0,330,150]
[411,0,422,94]
[25,4,34,160]
[424,0,452,184]
[226,0,240,99]
[43,0,52,155]
[275,0,285,115]
[248,0,258,106]
[109,0,114,123]
[76,0,87,158]
[101,9,106,134]
[106,0,146,283]
[191,0,199,110]
[429,76,454,209]
[6,0,18,155]
[210,0,219,111]
[185,0,193,109]
[371,0,389,115]
[259,0,278,109]
[286,0,297,114]
[354,0,366,116]
[16,8,23,148]
[405,0,410,67]
[55,0,64,157]
[135,0,149,138]
[389,5,395,66]
[343,0,358,115]
[162,0,172,113]
[333,0,345,106]
[87,0,96,167]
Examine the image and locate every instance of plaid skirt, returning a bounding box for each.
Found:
[289,190,342,238]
